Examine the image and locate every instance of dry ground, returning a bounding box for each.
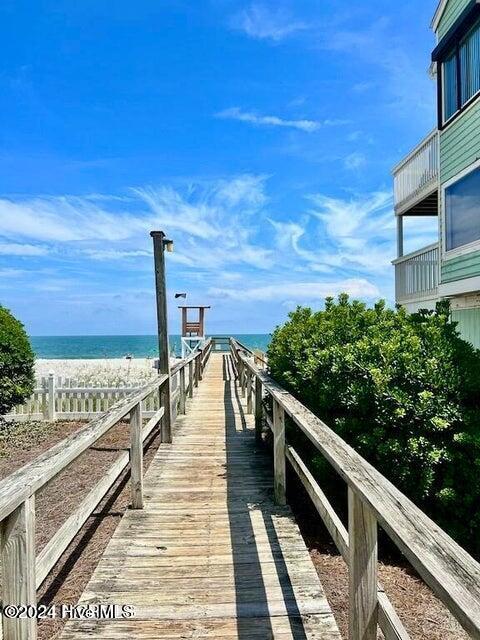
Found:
[0,418,162,639]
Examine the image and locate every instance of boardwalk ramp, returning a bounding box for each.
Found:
[61,352,340,639]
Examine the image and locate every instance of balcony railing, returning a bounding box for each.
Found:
[393,130,439,215]
[393,243,439,302]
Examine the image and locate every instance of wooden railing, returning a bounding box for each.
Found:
[230,338,480,640]
[6,376,162,422]
[392,243,439,303]
[393,130,439,214]
[0,340,212,640]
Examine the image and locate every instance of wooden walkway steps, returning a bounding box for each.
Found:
[61,353,341,639]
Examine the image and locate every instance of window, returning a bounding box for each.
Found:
[443,51,458,121]
[442,17,480,123]
[445,166,480,251]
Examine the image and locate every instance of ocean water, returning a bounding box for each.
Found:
[30,334,271,359]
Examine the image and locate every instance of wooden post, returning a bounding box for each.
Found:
[129,402,144,509]
[348,488,378,640]
[194,356,200,388]
[198,349,204,382]
[255,377,262,443]
[273,400,286,505]
[188,360,194,398]
[240,362,246,397]
[246,371,253,414]
[179,366,186,415]
[48,372,56,421]
[1,494,37,640]
[151,231,172,444]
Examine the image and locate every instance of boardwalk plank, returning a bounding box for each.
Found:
[60,353,340,639]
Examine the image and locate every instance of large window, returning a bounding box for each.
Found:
[442,18,480,123]
[445,166,480,251]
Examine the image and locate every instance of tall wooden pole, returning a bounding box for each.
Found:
[151,231,172,443]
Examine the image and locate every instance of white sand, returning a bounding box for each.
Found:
[34,357,180,385]
[35,358,156,377]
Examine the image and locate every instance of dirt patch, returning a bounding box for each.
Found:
[0,418,162,640]
[289,472,468,640]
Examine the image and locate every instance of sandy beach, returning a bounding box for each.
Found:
[34,357,179,385]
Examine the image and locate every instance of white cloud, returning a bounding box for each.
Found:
[0,268,27,278]
[209,278,379,302]
[216,107,321,132]
[345,152,367,170]
[268,191,396,276]
[84,249,152,260]
[230,4,308,41]
[0,242,48,256]
[0,178,416,322]
[0,196,147,243]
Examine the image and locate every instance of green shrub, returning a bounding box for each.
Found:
[267,295,480,555]
[0,306,35,416]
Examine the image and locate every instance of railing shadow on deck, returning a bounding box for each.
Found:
[222,353,308,640]
[230,338,480,640]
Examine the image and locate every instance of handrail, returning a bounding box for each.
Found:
[391,241,439,265]
[230,339,480,639]
[230,337,268,367]
[0,343,212,640]
[392,130,439,214]
[392,129,439,174]
[393,244,439,302]
[0,374,167,523]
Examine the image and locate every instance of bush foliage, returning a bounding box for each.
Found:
[0,306,35,416]
[267,295,480,554]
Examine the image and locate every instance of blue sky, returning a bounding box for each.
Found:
[0,0,440,335]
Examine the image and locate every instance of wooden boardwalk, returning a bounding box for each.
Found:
[61,353,340,639]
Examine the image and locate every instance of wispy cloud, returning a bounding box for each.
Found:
[1,177,428,333]
[0,268,27,278]
[0,176,273,274]
[0,196,147,243]
[345,152,367,170]
[0,242,48,256]
[216,107,347,132]
[84,249,152,261]
[230,3,309,42]
[209,278,379,302]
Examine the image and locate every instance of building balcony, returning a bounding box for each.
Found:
[392,243,439,303]
[393,130,439,216]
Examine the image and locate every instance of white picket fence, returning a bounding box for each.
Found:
[5,372,179,422]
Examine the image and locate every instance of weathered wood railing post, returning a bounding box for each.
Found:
[273,399,286,505]
[348,488,378,640]
[1,494,37,640]
[246,371,253,414]
[129,402,144,509]
[47,372,56,422]
[241,361,246,398]
[255,376,262,443]
[179,366,186,414]
[188,360,194,398]
[194,355,200,388]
